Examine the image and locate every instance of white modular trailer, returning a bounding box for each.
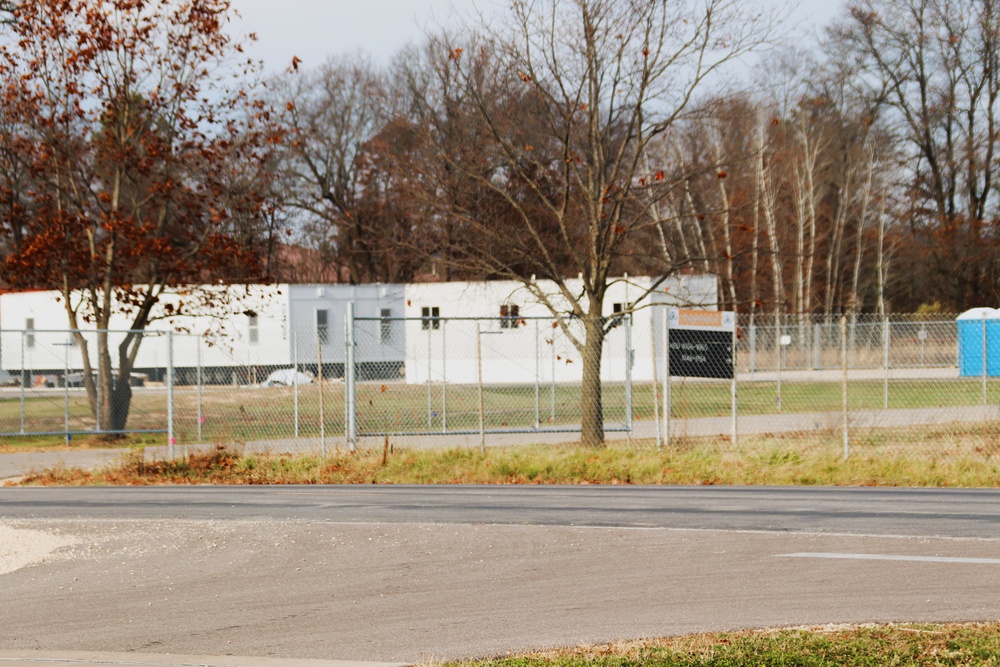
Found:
[0,283,406,384]
[402,274,719,385]
[0,285,289,385]
[0,276,714,386]
[285,283,406,380]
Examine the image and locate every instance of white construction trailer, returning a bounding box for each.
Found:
[0,283,407,385]
[402,274,719,385]
[0,274,718,387]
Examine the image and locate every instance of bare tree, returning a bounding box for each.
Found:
[278,55,403,284]
[423,0,775,446]
[757,114,786,322]
[838,0,1000,309]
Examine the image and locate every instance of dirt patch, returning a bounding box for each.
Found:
[0,524,79,575]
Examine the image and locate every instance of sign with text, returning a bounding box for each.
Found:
[667,309,735,379]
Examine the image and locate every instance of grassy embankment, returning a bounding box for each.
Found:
[442,624,1000,667]
[15,422,1000,486]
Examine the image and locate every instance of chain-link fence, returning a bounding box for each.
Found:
[0,329,172,439]
[2,311,999,459]
[737,313,958,371]
[352,314,634,442]
[650,312,1000,459]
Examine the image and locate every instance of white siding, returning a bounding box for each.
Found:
[0,276,715,385]
[402,275,719,384]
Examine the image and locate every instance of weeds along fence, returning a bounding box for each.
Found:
[1,311,998,459]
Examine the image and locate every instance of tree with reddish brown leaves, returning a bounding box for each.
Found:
[0,0,281,435]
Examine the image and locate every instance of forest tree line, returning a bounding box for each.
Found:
[274,0,1000,318]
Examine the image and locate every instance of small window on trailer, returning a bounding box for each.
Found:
[380,308,393,343]
[500,304,521,328]
[421,306,440,330]
[316,309,329,344]
[610,302,632,328]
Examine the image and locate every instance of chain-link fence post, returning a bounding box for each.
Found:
[983,311,989,407]
[63,336,69,444]
[95,337,101,435]
[534,319,541,430]
[841,315,849,460]
[883,316,890,409]
[651,311,661,449]
[477,321,485,454]
[663,309,670,448]
[167,330,175,458]
[19,330,25,435]
[813,322,821,369]
[318,332,325,458]
[426,323,433,429]
[919,323,927,366]
[731,308,738,447]
[550,321,557,423]
[441,318,448,433]
[196,335,203,442]
[346,301,357,451]
[776,315,783,414]
[293,331,299,438]
[625,313,633,435]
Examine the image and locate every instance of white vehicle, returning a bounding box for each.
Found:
[261,368,314,387]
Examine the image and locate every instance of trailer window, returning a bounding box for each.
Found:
[316,309,329,344]
[500,304,520,328]
[421,306,440,330]
[380,308,393,343]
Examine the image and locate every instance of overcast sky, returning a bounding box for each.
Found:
[230,0,847,74]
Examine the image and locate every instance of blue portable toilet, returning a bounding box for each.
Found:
[957,308,1000,376]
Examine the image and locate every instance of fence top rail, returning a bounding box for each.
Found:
[1,328,171,335]
[737,313,960,322]
[355,315,631,322]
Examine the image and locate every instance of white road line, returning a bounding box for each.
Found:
[776,552,1000,565]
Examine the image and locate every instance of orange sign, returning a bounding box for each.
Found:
[677,309,723,328]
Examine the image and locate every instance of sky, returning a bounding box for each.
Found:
[231,0,848,75]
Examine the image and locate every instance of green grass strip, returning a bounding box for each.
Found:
[445,624,1000,667]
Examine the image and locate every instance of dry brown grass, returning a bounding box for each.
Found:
[15,431,1000,487]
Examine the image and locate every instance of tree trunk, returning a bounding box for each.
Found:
[877,199,888,317]
[849,148,875,313]
[750,137,761,330]
[94,327,117,434]
[108,381,133,433]
[794,164,805,315]
[106,330,143,435]
[580,310,605,448]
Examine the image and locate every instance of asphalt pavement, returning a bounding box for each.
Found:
[1,485,999,662]
[0,652,404,667]
[2,485,1000,538]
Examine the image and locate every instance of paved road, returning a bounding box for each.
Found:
[2,485,999,538]
[1,486,999,663]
